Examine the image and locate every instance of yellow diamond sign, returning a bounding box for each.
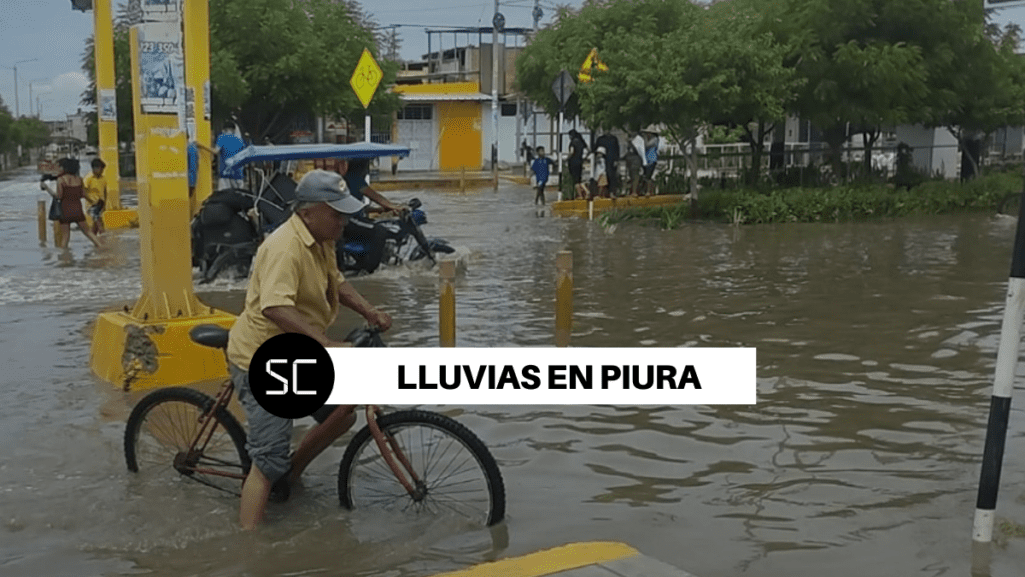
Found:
[578,48,608,83]
[350,48,383,109]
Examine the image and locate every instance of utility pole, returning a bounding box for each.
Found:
[10,59,38,117]
[532,0,542,156]
[491,1,503,192]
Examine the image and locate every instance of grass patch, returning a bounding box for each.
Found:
[600,171,1022,228]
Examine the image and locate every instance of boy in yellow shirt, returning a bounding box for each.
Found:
[83,158,107,235]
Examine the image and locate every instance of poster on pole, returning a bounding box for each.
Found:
[99,89,117,122]
[137,23,185,117]
[142,0,180,21]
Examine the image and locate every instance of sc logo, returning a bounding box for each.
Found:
[249,333,334,419]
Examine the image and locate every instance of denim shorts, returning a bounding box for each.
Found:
[229,364,291,483]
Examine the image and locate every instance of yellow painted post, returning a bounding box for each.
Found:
[183,0,213,213]
[89,22,235,391]
[37,200,46,244]
[93,0,121,211]
[53,221,62,247]
[439,260,456,347]
[555,251,573,347]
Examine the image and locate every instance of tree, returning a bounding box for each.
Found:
[517,0,796,194]
[772,0,932,180]
[920,3,1025,178]
[80,0,402,146]
[210,0,402,141]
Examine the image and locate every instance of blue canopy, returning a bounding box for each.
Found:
[223,142,411,171]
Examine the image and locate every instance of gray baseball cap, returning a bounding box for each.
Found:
[295,169,364,214]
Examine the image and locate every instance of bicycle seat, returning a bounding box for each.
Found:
[190,324,230,349]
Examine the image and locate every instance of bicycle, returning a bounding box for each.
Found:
[123,324,506,527]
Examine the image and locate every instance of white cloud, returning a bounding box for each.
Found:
[36,71,90,120]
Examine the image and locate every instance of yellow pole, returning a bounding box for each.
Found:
[37,200,46,244]
[439,260,456,347]
[93,0,121,210]
[127,26,200,320]
[555,251,573,347]
[90,13,235,392]
[183,0,213,214]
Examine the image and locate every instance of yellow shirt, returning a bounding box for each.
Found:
[226,213,345,370]
[83,173,107,206]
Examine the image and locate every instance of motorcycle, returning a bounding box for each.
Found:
[190,142,454,283]
[339,197,454,276]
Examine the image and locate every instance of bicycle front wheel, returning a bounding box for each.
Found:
[338,410,505,526]
[124,387,250,495]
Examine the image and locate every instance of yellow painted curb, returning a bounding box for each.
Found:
[431,541,638,577]
[91,309,236,391]
[102,208,139,229]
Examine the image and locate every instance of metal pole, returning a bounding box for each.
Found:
[13,65,19,117]
[439,260,456,347]
[973,174,1025,544]
[37,200,46,244]
[491,0,499,192]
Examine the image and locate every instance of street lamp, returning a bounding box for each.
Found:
[2,58,39,117]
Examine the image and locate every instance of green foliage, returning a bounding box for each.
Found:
[80,0,402,145]
[210,0,401,141]
[602,171,1021,228]
[0,98,51,157]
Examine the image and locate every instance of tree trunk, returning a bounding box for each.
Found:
[823,124,846,185]
[743,122,769,187]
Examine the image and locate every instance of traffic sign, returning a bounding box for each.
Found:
[578,48,608,83]
[350,48,383,109]
[552,70,575,110]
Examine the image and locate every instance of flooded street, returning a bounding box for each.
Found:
[2,163,1025,576]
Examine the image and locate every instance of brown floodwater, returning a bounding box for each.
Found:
[1,165,1024,576]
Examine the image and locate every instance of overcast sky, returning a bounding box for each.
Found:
[2,1,1024,122]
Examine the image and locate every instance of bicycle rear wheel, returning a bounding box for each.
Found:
[124,387,250,495]
[338,410,505,526]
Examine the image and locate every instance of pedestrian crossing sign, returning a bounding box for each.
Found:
[578,48,608,83]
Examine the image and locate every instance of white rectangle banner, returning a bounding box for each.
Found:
[325,348,756,405]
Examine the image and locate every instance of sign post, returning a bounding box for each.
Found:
[551,70,575,196]
[350,48,383,145]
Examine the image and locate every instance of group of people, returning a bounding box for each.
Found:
[527,128,663,204]
[40,156,108,250]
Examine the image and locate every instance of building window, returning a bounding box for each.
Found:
[397,104,432,120]
[501,103,517,117]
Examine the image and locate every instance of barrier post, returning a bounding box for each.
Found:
[439,260,456,347]
[555,251,572,347]
[37,200,46,244]
[53,221,62,247]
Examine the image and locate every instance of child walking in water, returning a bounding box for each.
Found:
[530,146,556,205]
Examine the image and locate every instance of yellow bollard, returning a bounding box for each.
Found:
[53,221,63,247]
[555,251,573,347]
[37,201,46,244]
[439,260,456,347]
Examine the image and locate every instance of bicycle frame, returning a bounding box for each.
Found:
[178,378,426,500]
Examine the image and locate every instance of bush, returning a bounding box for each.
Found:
[601,171,1022,228]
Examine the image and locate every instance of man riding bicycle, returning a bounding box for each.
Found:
[226,168,393,530]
